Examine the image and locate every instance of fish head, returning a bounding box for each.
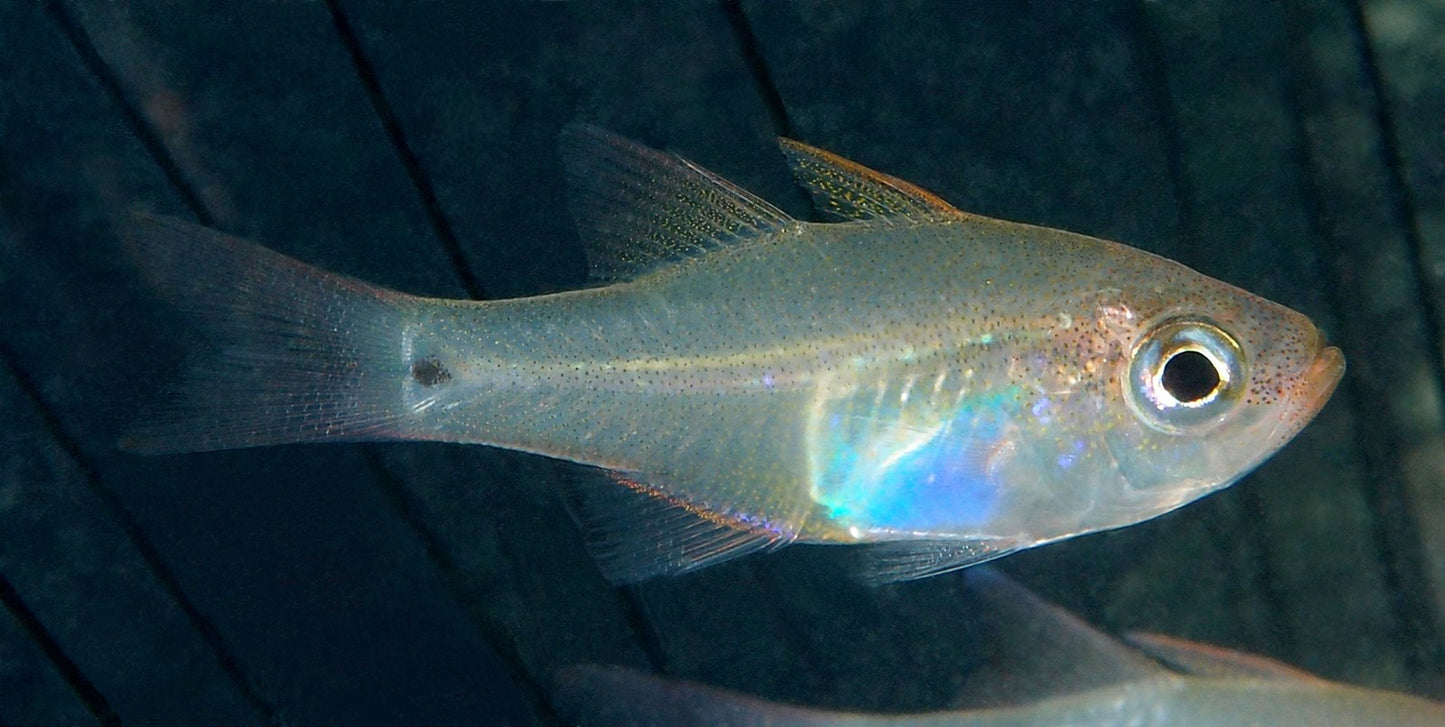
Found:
[805,258,1343,550]
[1028,268,1346,537]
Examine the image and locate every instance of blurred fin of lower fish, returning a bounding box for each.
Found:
[551,570,1445,726]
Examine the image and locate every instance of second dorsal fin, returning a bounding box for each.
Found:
[777,137,965,223]
[559,124,800,283]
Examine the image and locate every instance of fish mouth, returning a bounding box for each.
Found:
[1255,339,1344,457]
[1300,343,1346,419]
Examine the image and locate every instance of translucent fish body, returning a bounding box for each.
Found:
[126,127,1343,582]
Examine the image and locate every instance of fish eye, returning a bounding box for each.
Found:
[1125,319,1245,435]
[1161,350,1219,404]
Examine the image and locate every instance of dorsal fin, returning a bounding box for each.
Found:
[777,137,965,223]
[559,124,800,282]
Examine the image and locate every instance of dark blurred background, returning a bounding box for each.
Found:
[1,1,1442,725]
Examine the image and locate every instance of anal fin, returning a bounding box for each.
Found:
[561,466,791,584]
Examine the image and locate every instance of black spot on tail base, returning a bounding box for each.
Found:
[411,356,451,387]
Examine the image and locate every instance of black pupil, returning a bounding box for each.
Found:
[1161,350,1220,403]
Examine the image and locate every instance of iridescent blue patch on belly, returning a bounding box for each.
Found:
[808,392,1013,535]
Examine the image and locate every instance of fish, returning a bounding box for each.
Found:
[551,570,1445,726]
[123,125,1344,583]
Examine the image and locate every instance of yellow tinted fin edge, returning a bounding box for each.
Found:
[777,137,964,223]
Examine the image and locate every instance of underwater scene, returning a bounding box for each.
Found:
[1,1,1443,725]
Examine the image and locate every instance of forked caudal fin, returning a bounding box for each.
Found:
[122,215,419,453]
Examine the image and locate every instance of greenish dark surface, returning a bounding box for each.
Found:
[1,1,1442,725]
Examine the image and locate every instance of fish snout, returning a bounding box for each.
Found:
[1302,344,1345,415]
